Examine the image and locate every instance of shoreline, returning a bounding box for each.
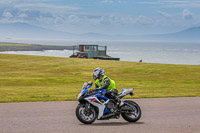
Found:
[1,42,199,65]
[0,42,75,52]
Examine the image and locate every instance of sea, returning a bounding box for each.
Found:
[1,39,200,65]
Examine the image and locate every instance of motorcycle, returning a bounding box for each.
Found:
[76,81,141,124]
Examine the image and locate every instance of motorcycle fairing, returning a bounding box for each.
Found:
[85,94,110,119]
[118,88,134,98]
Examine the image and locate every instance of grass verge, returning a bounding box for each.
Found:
[0,53,200,102]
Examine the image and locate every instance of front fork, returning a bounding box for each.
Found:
[85,103,91,113]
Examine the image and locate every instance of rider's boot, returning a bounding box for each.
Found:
[119,101,124,107]
[111,93,124,107]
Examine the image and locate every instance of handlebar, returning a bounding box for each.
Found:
[82,82,93,89]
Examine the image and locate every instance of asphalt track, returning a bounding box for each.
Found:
[0,97,200,133]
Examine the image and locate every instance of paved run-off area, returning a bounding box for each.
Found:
[0,97,200,133]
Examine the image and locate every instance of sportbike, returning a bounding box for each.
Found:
[76,82,141,124]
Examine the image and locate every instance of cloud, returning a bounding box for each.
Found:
[0,0,199,35]
[136,1,164,5]
[36,16,54,24]
[0,0,51,4]
[118,0,128,4]
[101,0,114,4]
[2,11,13,18]
[67,15,81,23]
[157,10,172,17]
[15,3,82,13]
[101,0,128,4]
[137,1,200,7]
[0,1,82,24]
[183,9,193,20]
[18,13,28,18]
[136,16,153,25]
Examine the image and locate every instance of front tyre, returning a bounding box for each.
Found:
[121,100,141,122]
[76,103,96,124]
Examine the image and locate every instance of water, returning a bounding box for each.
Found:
[1,39,200,65]
[107,41,200,65]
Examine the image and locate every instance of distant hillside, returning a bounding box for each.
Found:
[0,22,200,42]
[165,27,200,41]
[0,22,76,39]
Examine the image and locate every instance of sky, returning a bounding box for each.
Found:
[0,0,200,35]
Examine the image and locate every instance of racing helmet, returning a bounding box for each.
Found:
[93,68,105,80]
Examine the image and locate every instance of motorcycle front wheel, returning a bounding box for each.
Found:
[76,103,96,124]
[121,100,141,122]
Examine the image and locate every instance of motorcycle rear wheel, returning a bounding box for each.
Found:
[76,103,96,124]
[121,100,141,122]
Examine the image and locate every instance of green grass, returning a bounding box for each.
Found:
[0,42,29,46]
[0,42,73,51]
[0,53,200,102]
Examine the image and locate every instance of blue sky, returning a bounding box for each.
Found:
[0,0,200,35]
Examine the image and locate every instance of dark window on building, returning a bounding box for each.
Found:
[85,45,90,51]
[93,46,97,51]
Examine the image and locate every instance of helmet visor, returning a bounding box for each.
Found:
[93,75,97,80]
[93,71,99,80]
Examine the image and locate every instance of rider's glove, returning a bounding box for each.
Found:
[89,87,101,94]
[93,88,98,92]
[89,89,94,94]
[95,87,102,90]
[88,81,93,85]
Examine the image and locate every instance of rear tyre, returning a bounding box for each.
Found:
[121,100,141,122]
[76,103,96,124]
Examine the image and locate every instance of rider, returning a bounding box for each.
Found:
[91,68,120,104]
